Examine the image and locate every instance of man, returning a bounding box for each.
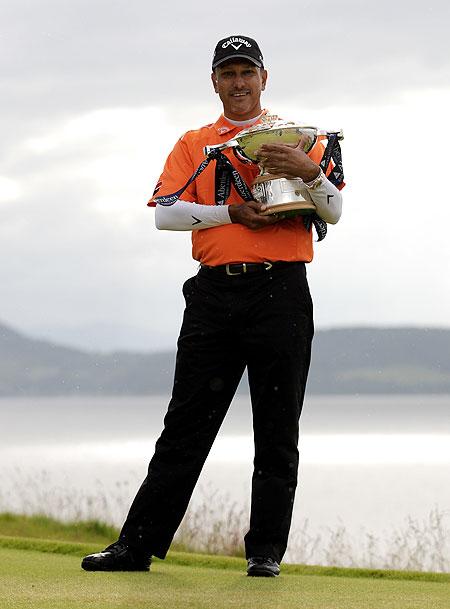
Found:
[82,35,343,577]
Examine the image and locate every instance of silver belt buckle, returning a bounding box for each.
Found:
[226,263,246,276]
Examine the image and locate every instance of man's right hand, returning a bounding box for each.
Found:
[228,201,280,230]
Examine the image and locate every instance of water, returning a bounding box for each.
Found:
[1,394,449,565]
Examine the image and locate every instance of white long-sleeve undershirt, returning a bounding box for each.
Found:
[308,177,342,224]
[154,175,342,231]
[155,200,232,231]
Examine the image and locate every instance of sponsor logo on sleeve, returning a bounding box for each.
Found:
[152,180,162,196]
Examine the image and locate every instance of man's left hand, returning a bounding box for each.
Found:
[256,140,320,183]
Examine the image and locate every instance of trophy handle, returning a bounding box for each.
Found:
[203,140,239,156]
[317,129,344,140]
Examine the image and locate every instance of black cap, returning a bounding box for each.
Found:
[212,35,264,70]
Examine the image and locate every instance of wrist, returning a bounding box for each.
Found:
[304,168,325,190]
[301,165,321,183]
[228,204,239,223]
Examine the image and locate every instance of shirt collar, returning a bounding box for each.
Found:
[213,109,268,136]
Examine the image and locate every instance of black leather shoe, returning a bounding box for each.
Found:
[247,556,280,577]
[81,541,151,572]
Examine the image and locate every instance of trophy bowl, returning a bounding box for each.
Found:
[204,120,319,216]
[238,123,318,216]
[234,124,317,161]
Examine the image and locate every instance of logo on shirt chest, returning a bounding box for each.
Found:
[218,126,231,135]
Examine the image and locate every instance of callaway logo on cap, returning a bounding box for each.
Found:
[212,35,264,70]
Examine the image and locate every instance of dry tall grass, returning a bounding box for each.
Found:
[0,470,448,572]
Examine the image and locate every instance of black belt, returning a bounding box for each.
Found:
[200,261,299,276]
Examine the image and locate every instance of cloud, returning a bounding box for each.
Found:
[1,1,450,348]
[1,89,450,350]
[2,0,450,124]
[0,176,22,202]
[0,106,198,341]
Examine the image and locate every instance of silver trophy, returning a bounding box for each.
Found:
[204,117,343,216]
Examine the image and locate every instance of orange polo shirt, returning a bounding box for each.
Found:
[148,113,327,266]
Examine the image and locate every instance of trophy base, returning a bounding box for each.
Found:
[252,177,316,218]
[260,201,316,216]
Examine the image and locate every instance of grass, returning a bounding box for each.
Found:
[0,512,118,545]
[1,535,449,583]
[0,543,449,609]
[1,497,449,572]
[1,470,449,571]
[1,517,449,609]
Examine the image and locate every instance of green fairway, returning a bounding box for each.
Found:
[1,544,449,609]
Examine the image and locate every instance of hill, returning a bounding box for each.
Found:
[308,327,450,393]
[0,322,449,395]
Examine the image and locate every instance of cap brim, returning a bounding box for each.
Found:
[212,54,263,69]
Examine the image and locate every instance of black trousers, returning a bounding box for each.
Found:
[119,262,313,562]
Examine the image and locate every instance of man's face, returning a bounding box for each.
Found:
[211,61,268,121]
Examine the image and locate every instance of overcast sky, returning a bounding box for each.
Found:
[1,0,450,351]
